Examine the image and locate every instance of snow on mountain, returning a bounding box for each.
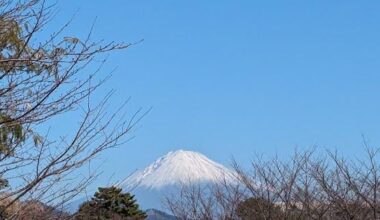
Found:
[117,149,236,210]
[118,149,236,190]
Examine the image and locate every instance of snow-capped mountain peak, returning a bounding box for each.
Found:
[118,149,235,190]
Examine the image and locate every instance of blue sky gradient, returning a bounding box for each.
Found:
[49,0,380,189]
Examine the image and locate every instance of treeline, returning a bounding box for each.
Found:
[166,147,380,220]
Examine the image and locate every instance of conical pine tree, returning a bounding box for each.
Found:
[75,186,146,220]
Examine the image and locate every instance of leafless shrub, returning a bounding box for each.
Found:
[165,180,245,220]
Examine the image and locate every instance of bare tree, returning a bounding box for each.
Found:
[0,0,147,218]
[165,180,245,220]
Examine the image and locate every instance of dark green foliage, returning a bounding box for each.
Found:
[0,10,60,156]
[0,4,89,157]
[0,114,24,156]
[0,20,27,154]
[75,186,147,220]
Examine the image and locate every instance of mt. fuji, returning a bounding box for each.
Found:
[117,150,236,210]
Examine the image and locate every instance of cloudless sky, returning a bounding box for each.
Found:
[47,0,380,190]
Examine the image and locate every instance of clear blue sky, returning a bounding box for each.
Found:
[50,0,380,188]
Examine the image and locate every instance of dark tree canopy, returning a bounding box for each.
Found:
[75,186,147,220]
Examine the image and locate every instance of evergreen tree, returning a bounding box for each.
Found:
[75,186,147,220]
